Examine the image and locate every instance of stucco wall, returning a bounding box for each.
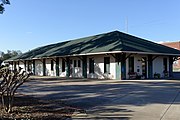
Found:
[19,61,25,70]
[161,42,180,70]
[87,55,116,79]
[35,60,43,76]
[126,54,148,79]
[18,55,116,79]
[59,59,66,77]
[45,59,56,76]
[153,56,169,78]
[9,54,171,79]
[68,57,82,78]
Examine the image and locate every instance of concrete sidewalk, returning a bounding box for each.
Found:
[19,78,180,120]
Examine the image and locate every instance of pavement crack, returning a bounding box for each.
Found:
[159,90,180,120]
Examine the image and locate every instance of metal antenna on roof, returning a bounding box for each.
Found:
[125,17,128,33]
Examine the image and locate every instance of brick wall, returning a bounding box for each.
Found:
[161,42,180,71]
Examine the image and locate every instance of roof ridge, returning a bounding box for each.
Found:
[6,30,180,61]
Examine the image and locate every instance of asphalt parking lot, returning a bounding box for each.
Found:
[19,78,180,120]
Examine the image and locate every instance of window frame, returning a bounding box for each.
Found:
[104,57,110,73]
[128,57,134,73]
[89,58,94,74]
[62,59,65,72]
[51,60,54,71]
[78,60,81,67]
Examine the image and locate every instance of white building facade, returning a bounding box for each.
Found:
[7,31,180,80]
[10,53,172,80]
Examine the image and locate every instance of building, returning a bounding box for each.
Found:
[6,31,180,79]
[161,41,180,71]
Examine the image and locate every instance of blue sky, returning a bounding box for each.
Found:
[0,0,180,53]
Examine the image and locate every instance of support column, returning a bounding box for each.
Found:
[9,62,13,70]
[43,59,46,76]
[24,61,27,71]
[82,56,87,78]
[56,57,59,76]
[148,55,153,78]
[27,61,30,71]
[33,60,35,75]
[14,62,17,70]
[169,56,173,77]
[115,53,121,80]
[66,57,70,77]
[121,53,126,80]
[17,61,20,68]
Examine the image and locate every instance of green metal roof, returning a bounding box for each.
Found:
[7,31,180,61]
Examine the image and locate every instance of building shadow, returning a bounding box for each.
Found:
[17,77,180,119]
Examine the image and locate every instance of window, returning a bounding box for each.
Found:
[129,57,134,73]
[78,60,81,67]
[14,62,17,70]
[163,58,167,72]
[70,60,72,65]
[27,61,32,71]
[62,59,65,72]
[74,60,77,67]
[89,58,94,73]
[51,60,54,71]
[104,57,110,73]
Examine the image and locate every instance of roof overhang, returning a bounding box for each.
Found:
[5,50,180,62]
[75,50,180,56]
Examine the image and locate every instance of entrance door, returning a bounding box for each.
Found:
[142,57,147,78]
[71,59,82,78]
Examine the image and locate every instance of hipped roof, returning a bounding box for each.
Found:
[7,31,180,61]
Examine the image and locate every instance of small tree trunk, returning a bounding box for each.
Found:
[1,94,5,109]
[7,103,12,113]
[8,93,14,113]
[0,67,30,113]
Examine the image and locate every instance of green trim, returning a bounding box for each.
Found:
[148,55,153,78]
[82,56,87,78]
[56,57,59,76]
[43,59,46,76]
[121,53,126,80]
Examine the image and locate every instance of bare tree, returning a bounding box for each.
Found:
[0,66,30,113]
[0,0,10,14]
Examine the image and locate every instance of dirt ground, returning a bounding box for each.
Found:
[0,94,86,120]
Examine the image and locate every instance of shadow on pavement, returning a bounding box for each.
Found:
[18,78,180,119]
